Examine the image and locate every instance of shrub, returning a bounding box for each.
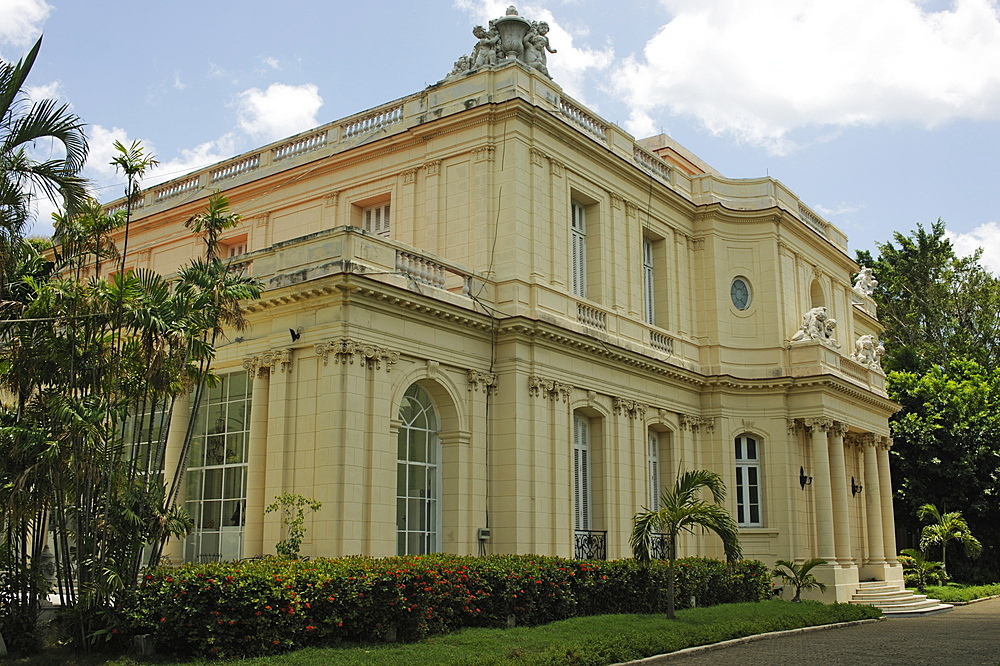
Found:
[123,554,772,659]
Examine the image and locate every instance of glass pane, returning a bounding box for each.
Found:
[408,499,424,529]
[408,532,423,556]
[206,379,223,404]
[398,396,418,425]
[199,532,221,560]
[228,372,248,400]
[409,465,428,495]
[426,435,437,464]
[226,433,244,464]
[205,435,225,466]
[410,430,427,463]
[227,402,245,432]
[191,407,207,439]
[223,467,244,499]
[203,469,223,500]
[202,501,222,530]
[746,438,757,460]
[748,467,758,485]
[737,504,745,524]
[206,403,225,433]
[189,436,205,468]
[735,438,742,459]
[397,463,407,495]
[397,429,408,460]
[749,485,759,504]
[424,405,438,432]
[397,532,406,556]
[426,467,436,498]
[223,500,243,527]
[750,505,760,524]
[185,500,200,524]
[412,409,428,431]
[185,470,203,501]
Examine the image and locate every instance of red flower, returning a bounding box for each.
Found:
[306,625,315,631]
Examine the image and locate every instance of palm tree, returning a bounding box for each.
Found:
[1,37,88,241]
[772,558,827,602]
[917,503,981,578]
[898,548,944,593]
[631,469,742,619]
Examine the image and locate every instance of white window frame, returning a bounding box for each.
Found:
[573,414,591,531]
[647,431,661,510]
[364,202,391,237]
[571,201,587,298]
[396,384,441,555]
[643,237,655,325]
[735,435,762,527]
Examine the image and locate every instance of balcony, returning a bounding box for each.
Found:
[574,530,607,560]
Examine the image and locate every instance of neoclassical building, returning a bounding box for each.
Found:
[103,8,903,602]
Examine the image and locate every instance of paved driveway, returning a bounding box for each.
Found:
[631,597,1000,666]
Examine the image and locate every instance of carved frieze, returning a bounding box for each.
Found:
[613,397,646,419]
[528,375,572,402]
[243,348,294,377]
[468,369,498,394]
[315,338,399,371]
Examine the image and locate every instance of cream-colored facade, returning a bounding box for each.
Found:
[105,42,901,601]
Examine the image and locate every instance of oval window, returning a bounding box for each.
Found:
[730,277,751,310]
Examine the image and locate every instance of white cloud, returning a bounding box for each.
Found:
[615,0,1000,153]
[236,82,323,142]
[946,221,1000,275]
[451,1,614,104]
[0,0,50,52]
[24,80,61,103]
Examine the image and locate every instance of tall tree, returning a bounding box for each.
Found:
[856,220,1000,374]
[631,469,741,619]
[0,37,87,242]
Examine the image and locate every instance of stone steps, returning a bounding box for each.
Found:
[849,581,953,616]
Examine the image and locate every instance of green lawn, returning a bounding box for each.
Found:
[919,583,1000,603]
[10,601,879,666]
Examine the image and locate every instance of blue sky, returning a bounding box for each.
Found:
[4,0,1000,271]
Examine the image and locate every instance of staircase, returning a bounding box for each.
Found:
[849,581,953,616]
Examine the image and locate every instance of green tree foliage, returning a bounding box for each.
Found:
[898,549,945,592]
[771,558,827,602]
[917,503,982,577]
[631,469,741,619]
[0,173,262,650]
[856,220,1000,374]
[0,37,87,243]
[888,360,1000,582]
[264,493,323,559]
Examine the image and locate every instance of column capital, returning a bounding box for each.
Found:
[243,348,294,376]
[467,369,498,395]
[316,338,399,371]
[830,421,850,437]
[528,375,572,402]
[613,397,646,420]
[802,417,834,433]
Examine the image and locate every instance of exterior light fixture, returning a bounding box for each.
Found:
[799,466,813,490]
[852,476,863,496]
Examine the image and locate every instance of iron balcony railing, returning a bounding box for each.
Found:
[574,530,607,560]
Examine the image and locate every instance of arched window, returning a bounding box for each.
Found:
[735,435,762,527]
[573,414,591,531]
[647,431,661,510]
[396,384,440,555]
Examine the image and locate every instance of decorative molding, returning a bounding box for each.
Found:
[587,390,598,408]
[529,148,546,167]
[467,369,498,394]
[741,418,755,431]
[427,359,439,379]
[831,421,850,437]
[473,145,496,162]
[242,348,293,376]
[258,212,271,230]
[401,168,417,184]
[657,408,669,425]
[879,436,893,451]
[679,414,712,432]
[686,236,704,251]
[324,191,340,207]
[315,338,399,371]
[609,192,623,210]
[613,397,646,419]
[802,417,834,432]
[550,160,564,178]
[424,160,442,176]
[528,375,572,402]
[812,265,823,278]
[624,200,637,217]
[787,419,800,434]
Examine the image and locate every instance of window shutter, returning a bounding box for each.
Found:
[571,203,587,298]
[643,238,655,324]
[647,432,659,509]
[364,203,391,236]
[573,415,590,531]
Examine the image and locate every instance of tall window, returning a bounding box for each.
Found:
[647,431,661,510]
[643,237,655,325]
[735,435,762,527]
[397,384,440,555]
[571,201,587,298]
[573,414,591,531]
[185,372,251,562]
[364,202,391,236]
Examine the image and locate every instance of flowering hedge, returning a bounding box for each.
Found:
[124,554,769,658]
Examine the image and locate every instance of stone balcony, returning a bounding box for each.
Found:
[787,339,887,395]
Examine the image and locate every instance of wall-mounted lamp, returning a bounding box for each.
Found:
[289,327,303,342]
[799,466,813,490]
[852,476,863,496]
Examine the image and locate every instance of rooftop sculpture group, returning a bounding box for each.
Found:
[449,6,557,79]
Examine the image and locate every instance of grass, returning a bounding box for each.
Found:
[919,582,1000,603]
[8,601,880,666]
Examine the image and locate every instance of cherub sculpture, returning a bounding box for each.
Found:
[853,267,878,298]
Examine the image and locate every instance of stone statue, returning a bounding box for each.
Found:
[790,306,839,347]
[853,266,878,298]
[852,334,885,372]
[446,6,557,80]
[523,21,557,78]
[471,24,500,69]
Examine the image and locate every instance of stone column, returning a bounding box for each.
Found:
[242,357,271,558]
[806,418,836,561]
[262,349,293,550]
[161,392,190,563]
[829,423,853,564]
[877,437,898,559]
[861,434,886,566]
